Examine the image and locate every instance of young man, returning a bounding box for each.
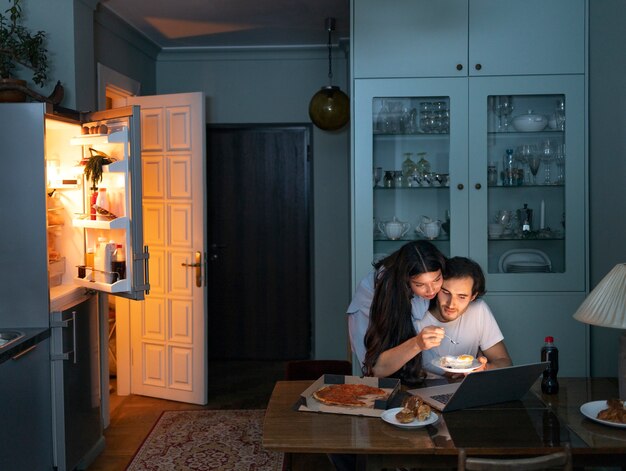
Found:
[417,256,512,379]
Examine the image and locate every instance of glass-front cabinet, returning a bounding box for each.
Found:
[353,75,585,292]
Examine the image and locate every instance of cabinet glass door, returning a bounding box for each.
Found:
[353,78,467,283]
[469,75,585,292]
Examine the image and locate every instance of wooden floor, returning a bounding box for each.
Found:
[86,360,334,471]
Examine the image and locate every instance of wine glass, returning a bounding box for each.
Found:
[499,96,514,131]
[528,155,541,185]
[554,143,565,184]
[554,98,565,131]
[373,167,383,188]
[540,140,554,185]
[516,144,537,184]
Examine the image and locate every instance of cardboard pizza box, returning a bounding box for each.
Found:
[294,374,401,417]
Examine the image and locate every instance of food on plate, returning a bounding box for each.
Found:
[312,383,388,407]
[597,398,626,423]
[395,407,416,423]
[394,395,432,423]
[440,354,475,369]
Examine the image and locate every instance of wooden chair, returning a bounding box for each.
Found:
[457,444,572,471]
[285,359,352,380]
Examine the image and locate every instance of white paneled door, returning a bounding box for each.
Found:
[117,92,207,404]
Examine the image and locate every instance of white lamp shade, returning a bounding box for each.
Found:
[573,263,626,329]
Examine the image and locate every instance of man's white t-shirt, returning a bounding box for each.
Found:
[416,299,504,377]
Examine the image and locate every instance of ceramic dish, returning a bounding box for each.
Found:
[431,357,482,374]
[580,400,626,429]
[381,407,438,429]
[498,249,552,273]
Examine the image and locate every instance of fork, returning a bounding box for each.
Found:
[444,334,459,345]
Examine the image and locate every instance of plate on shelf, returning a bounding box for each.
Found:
[381,407,438,429]
[580,400,626,429]
[498,249,552,273]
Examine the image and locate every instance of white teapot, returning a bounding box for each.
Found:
[378,217,410,240]
[416,216,442,240]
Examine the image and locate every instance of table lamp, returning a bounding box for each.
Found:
[573,263,626,399]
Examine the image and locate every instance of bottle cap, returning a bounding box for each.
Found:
[545,336,554,343]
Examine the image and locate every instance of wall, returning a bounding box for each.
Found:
[155,48,351,360]
[588,0,626,376]
[93,5,159,97]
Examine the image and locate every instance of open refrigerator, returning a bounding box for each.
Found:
[44,105,149,301]
[0,102,149,470]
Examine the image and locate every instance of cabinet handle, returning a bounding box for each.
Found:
[11,344,37,361]
[71,310,78,364]
[475,183,482,190]
[456,63,463,71]
[457,183,464,190]
[475,63,482,71]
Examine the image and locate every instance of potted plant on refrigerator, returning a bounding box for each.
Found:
[0,0,62,103]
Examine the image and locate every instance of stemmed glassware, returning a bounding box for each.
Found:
[373,167,383,188]
[554,98,565,131]
[540,140,554,185]
[528,154,541,185]
[554,143,565,184]
[517,144,538,184]
[498,96,514,131]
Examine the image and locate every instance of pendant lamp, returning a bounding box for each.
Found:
[308,17,350,131]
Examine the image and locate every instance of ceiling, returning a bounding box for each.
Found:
[99,0,350,49]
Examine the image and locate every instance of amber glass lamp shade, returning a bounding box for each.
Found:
[308,85,350,131]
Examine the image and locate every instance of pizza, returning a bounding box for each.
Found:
[312,383,389,407]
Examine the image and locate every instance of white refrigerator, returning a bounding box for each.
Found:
[0,102,149,470]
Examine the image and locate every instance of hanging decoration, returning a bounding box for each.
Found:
[308,17,350,131]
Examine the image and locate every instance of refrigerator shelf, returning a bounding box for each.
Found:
[72,216,130,230]
[73,276,131,293]
[69,128,128,146]
[107,159,128,173]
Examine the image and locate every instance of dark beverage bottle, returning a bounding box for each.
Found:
[111,244,126,281]
[541,336,559,394]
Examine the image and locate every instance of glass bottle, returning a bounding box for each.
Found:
[502,148,515,186]
[541,336,559,394]
[383,170,394,188]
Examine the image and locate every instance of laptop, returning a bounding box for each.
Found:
[409,362,549,412]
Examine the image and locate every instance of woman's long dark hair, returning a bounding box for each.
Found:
[363,241,446,385]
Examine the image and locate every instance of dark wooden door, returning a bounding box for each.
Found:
[206,125,311,360]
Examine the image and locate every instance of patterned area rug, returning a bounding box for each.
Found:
[126,409,284,471]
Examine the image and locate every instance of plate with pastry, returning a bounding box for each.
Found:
[580,399,626,429]
[432,354,482,373]
[381,395,438,429]
[381,407,438,429]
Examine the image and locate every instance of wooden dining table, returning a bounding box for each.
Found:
[262,377,626,470]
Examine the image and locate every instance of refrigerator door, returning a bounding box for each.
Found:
[46,106,149,300]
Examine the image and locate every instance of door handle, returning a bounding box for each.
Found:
[181,251,202,287]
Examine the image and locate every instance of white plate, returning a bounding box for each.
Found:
[381,407,438,429]
[431,357,482,373]
[498,249,552,273]
[580,400,626,429]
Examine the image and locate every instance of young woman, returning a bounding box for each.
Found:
[347,240,446,386]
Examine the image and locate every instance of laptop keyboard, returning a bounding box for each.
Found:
[432,393,453,404]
